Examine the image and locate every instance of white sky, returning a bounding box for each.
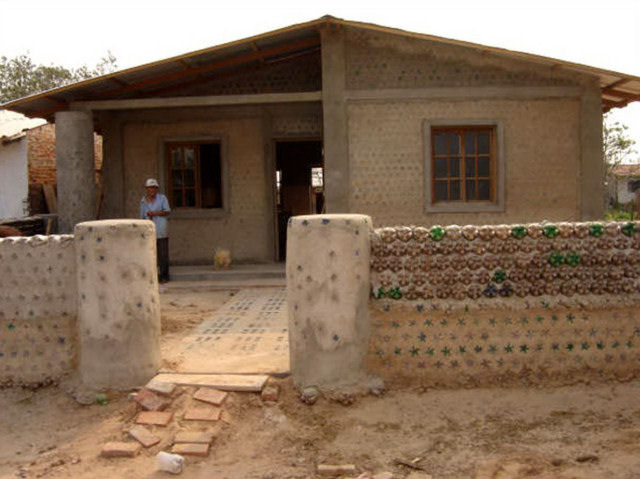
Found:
[1,0,639,159]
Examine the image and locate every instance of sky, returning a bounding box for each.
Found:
[1,0,639,159]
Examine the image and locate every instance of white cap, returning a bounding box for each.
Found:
[145,178,159,187]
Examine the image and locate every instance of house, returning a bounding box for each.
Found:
[609,164,640,206]
[0,111,46,219]
[0,110,103,222]
[3,16,640,264]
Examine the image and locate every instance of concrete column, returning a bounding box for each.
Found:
[75,219,161,389]
[579,87,605,220]
[98,112,125,218]
[320,24,350,213]
[286,214,372,389]
[55,110,96,232]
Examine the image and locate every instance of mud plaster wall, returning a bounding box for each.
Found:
[0,235,77,385]
[123,118,270,263]
[347,98,580,225]
[367,221,640,387]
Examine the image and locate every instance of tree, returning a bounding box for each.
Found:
[0,52,117,104]
[603,113,637,179]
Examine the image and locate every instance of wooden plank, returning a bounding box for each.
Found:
[152,373,268,392]
[42,185,57,214]
[70,91,321,111]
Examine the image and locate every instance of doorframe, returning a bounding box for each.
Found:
[271,137,323,262]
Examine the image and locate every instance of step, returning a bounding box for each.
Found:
[169,263,285,282]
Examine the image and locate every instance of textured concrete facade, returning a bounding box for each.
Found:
[75,220,161,389]
[342,27,600,225]
[287,214,372,389]
[348,99,581,225]
[122,117,270,263]
[97,103,322,264]
[90,24,605,263]
[0,235,77,385]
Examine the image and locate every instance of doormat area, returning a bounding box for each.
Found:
[173,288,289,374]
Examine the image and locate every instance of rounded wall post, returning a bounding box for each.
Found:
[75,219,161,389]
[286,214,372,390]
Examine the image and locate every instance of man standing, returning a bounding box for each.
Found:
[140,178,171,283]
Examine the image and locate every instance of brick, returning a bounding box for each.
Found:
[101,442,140,458]
[261,385,280,402]
[174,431,214,444]
[135,411,173,427]
[133,388,171,411]
[193,387,228,406]
[317,464,357,476]
[145,379,176,397]
[172,443,210,457]
[183,407,221,422]
[128,425,160,448]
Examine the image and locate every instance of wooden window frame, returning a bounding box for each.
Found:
[423,119,505,213]
[167,142,204,209]
[431,126,495,203]
[159,135,230,219]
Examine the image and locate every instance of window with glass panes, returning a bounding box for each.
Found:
[431,127,494,203]
[167,142,223,208]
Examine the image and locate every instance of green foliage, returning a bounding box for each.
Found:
[0,52,117,103]
[429,225,445,241]
[510,225,527,239]
[605,209,637,221]
[603,113,637,178]
[542,224,559,238]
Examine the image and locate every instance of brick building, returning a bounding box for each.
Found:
[0,112,102,219]
[3,16,640,262]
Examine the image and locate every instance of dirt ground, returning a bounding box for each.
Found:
[2,288,640,479]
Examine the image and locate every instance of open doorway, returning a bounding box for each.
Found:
[275,140,323,261]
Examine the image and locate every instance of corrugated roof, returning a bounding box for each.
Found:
[3,15,640,120]
[0,110,47,142]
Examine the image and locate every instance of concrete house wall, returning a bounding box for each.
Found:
[98,101,323,264]
[341,27,602,226]
[94,24,604,264]
[0,138,28,219]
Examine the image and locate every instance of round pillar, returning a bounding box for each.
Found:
[75,220,160,389]
[286,214,372,389]
[55,110,95,233]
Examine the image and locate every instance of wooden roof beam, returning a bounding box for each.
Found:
[176,59,190,70]
[91,37,319,100]
[603,88,640,102]
[108,77,128,87]
[602,77,632,93]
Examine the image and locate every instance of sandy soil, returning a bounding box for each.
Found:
[2,288,640,479]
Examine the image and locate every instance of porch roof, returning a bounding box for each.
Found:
[3,15,640,120]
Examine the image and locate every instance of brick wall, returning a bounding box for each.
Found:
[26,124,102,215]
